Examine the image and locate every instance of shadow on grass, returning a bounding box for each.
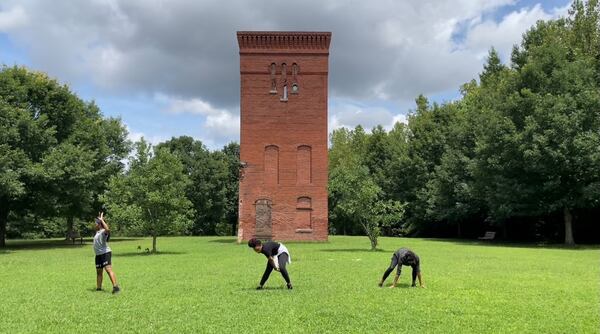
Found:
[240,286,292,291]
[117,251,187,257]
[4,237,141,251]
[320,248,387,253]
[430,238,600,250]
[208,238,237,244]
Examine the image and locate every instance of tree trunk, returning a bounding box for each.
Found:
[369,236,377,251]
[231,220,237,237]
[65,215,74,240]
[564,207,575,245]
[0,205,7,248]
[152,235,157,253]
[456,222,462,238]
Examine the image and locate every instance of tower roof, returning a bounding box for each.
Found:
[237,31,331,54]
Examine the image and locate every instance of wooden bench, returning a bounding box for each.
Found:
[67,230,83,244]
[478,231,496,240]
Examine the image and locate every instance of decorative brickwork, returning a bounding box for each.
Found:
[237,31,330,241]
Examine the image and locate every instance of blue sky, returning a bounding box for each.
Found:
[0,0,571,150]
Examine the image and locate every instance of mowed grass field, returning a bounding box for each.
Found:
[0,236,598,333]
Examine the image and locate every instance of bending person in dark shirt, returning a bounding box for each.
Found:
[248,238,293,290]
[379,247,425,288]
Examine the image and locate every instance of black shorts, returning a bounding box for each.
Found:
[95,252,112,269]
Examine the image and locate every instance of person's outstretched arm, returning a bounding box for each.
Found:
[417,272,425,288]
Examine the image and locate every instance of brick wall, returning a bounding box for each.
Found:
[237,32,331,242]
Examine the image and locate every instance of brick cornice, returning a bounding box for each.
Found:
[237,31,331,53]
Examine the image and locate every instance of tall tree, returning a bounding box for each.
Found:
[0,66,128,247]
[473,2,600,244]
[157,136,229,235]
[102,140,194,252]
[329,127,404,249]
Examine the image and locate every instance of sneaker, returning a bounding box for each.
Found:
[287,283,293,290]
[112,286,121,294]
[256,285,263,290]
[95,288,102,291]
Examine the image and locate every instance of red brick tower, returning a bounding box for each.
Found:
[237,31,331,242]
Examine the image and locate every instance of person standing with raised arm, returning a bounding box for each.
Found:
[93,211,120,294]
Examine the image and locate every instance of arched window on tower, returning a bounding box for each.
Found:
[270,63,277,94]
[295,196,312,231]
[296,145,311,184]
[280,63,288,101]
[281,85,288,102]
[291,63,299,94]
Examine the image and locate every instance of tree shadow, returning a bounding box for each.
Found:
[208,238,238,244]
[117,251,187,257]
[320,248,387,253]
[431,238,600,250]
[3,237,141,251]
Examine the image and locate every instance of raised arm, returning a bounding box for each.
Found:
[99,212,110,233]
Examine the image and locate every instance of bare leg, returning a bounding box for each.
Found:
[96,268,103,289]
[105,266,118,287]
[390,274,400,288]
[417,272,425,288]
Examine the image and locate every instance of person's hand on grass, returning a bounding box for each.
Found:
[389,285,395,289]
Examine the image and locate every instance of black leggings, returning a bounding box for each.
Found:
[381,256,418,284]
[381,255,400,283]
[260,253,290,286]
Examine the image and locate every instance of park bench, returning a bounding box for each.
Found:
[67,230,83,244]
[478,231,496,241]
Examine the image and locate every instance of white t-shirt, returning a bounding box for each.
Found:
[93,229,111,255]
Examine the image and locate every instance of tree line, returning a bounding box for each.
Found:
[0,66,240,248]
[329,0,600,246]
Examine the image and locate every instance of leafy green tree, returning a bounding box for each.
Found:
[0,66,128,247]
[329,127,404,249]
[472,1,600,244]
[102,140,194,252]
[157,136,231,235]
[217,142,240,236]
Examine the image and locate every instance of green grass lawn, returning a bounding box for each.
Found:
[0,236,598,333]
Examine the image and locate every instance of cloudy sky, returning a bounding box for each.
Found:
[0,0,571,149]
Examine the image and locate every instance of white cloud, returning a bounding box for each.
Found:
[158,94,239,146]
[0,0,573,146]
[462,4,552,61]
[0,5,27,31]
[329,100,406,134]
[125,124,167,147]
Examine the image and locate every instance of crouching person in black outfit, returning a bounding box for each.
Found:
[248,238,293,290]
[379,247,425,288]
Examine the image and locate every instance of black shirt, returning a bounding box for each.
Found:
[260,241,280,258]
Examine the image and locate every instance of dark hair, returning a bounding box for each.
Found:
[247,238,261,248]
